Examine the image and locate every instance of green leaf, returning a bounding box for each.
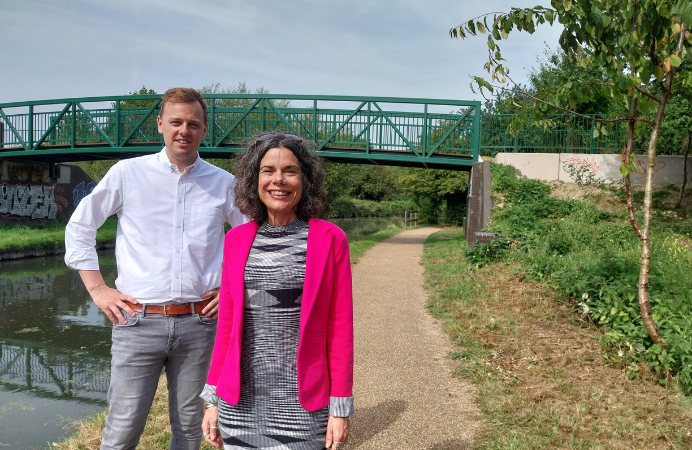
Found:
[545,9,554,23]
[468,20,476,35]
[563,0,572,11]
[593,128,600,139]
[654,66,665,81]
[620,164,633,177]
[670,54,682,67]
[618,76,629,91]
[488,35,496,50]
[477,21,487,34]
[492,27,501,40]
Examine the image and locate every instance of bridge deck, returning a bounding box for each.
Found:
[0,94,481,170]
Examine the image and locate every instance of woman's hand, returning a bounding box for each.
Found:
[325,415,350,449]
[202,406,223,449]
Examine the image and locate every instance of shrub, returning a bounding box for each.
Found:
[482,163,692,393]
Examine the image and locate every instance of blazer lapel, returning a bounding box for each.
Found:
[301,219,331,330]
[230,221,259,329]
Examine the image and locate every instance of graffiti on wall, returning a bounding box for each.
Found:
[0,184,69,220]
[562,157,600,173]
[4,162,52,184]
[72,181,97,207]
[634,159,666,179]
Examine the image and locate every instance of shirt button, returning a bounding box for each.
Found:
[176,249,180,253]
[175,274,179,279]
[178,200,182,204]
[177,225,181,229]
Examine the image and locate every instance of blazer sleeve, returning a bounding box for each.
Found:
[325,229,354,398]
[207,231,235,385]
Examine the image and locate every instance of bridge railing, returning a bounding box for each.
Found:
[0,95,481,168]
[480,113,629,155]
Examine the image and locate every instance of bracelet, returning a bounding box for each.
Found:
[204,402,217,409]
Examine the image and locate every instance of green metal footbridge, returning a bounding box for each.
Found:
[0,94,481,170]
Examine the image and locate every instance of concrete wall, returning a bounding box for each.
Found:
[0,161,95,224]
[496,153,692,185]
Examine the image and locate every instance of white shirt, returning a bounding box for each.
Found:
[65,149,248,304]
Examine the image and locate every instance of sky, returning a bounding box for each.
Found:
[0,0,564,105]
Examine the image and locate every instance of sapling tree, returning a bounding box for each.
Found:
[451,0,692,344]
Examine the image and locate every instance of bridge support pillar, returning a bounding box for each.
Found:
[465,160,493,247]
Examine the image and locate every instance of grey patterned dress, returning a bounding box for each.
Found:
[217,219,329,449]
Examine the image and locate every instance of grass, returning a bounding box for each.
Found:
[53,377,217,450]
[0,218,118,252]
[348,224,404,263]
[423,229,692,449]
[50,220,403,449]
[483,164,692,394]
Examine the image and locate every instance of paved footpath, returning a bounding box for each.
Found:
[348,227,480,450]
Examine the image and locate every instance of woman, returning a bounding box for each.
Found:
[201,132,353,450]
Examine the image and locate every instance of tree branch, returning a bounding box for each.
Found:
[632,84,662,103]
[484,74,655,125]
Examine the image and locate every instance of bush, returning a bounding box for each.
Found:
[484,162,692,393]
[326,197,417,219]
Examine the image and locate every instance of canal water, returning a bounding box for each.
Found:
[0,217,396,449]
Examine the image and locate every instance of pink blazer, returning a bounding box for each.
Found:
[207,218,354,412]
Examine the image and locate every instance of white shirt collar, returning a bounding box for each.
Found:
[158,147,201,173]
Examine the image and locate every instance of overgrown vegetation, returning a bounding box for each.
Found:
[424,229,692,449]
[484,164,692,393]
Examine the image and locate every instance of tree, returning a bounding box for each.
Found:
[398,168,468,224]
[451,0,692,344]
[200,82,291,108]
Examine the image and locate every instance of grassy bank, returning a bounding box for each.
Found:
[53,221,403,450]
[423,229,692,449]
[481,164,692,393]
[0,218,118,253]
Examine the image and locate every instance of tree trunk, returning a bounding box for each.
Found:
[676,129,690,208]
[638,88,672,346]
[622,98,642,240]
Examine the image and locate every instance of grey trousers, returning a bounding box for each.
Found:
[100,311,217,450]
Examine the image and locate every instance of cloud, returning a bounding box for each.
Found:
[0,0,563,103]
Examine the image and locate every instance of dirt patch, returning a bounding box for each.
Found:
[424,232,692,449]
[549,181,692,214]
[549,182,626,213]
[470,263,692,448]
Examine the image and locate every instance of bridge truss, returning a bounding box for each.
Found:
[0,95,480,170]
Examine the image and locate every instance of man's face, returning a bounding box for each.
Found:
[157,101,207,168]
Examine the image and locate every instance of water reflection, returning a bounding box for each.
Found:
[0,250,116,449]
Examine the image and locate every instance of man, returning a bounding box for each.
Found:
[65,87,247,450]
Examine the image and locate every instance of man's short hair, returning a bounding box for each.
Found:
[160,87,207,124]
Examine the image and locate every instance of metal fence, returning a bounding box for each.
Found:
[480,114,629,155]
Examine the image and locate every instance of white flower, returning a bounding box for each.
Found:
[582,292,589,300]
[618,350,624,358]
[578,302,590,314]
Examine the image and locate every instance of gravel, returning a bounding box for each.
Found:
[347,227,480,450]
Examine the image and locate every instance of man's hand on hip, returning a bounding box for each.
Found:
[91,285,138,325]
[79,270,137,325]
[201,288,220,319]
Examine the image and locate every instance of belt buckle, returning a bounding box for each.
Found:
[163,304,174,317]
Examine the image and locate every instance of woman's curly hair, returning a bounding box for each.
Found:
[233,132,327,223]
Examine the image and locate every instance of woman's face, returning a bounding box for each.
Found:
[258,146,303,226]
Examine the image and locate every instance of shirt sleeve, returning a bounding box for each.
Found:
[329,396,354,418]
[199,384,220,404]
[64,163,124,271]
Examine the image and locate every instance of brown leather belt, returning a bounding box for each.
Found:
[126,299,212,316]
